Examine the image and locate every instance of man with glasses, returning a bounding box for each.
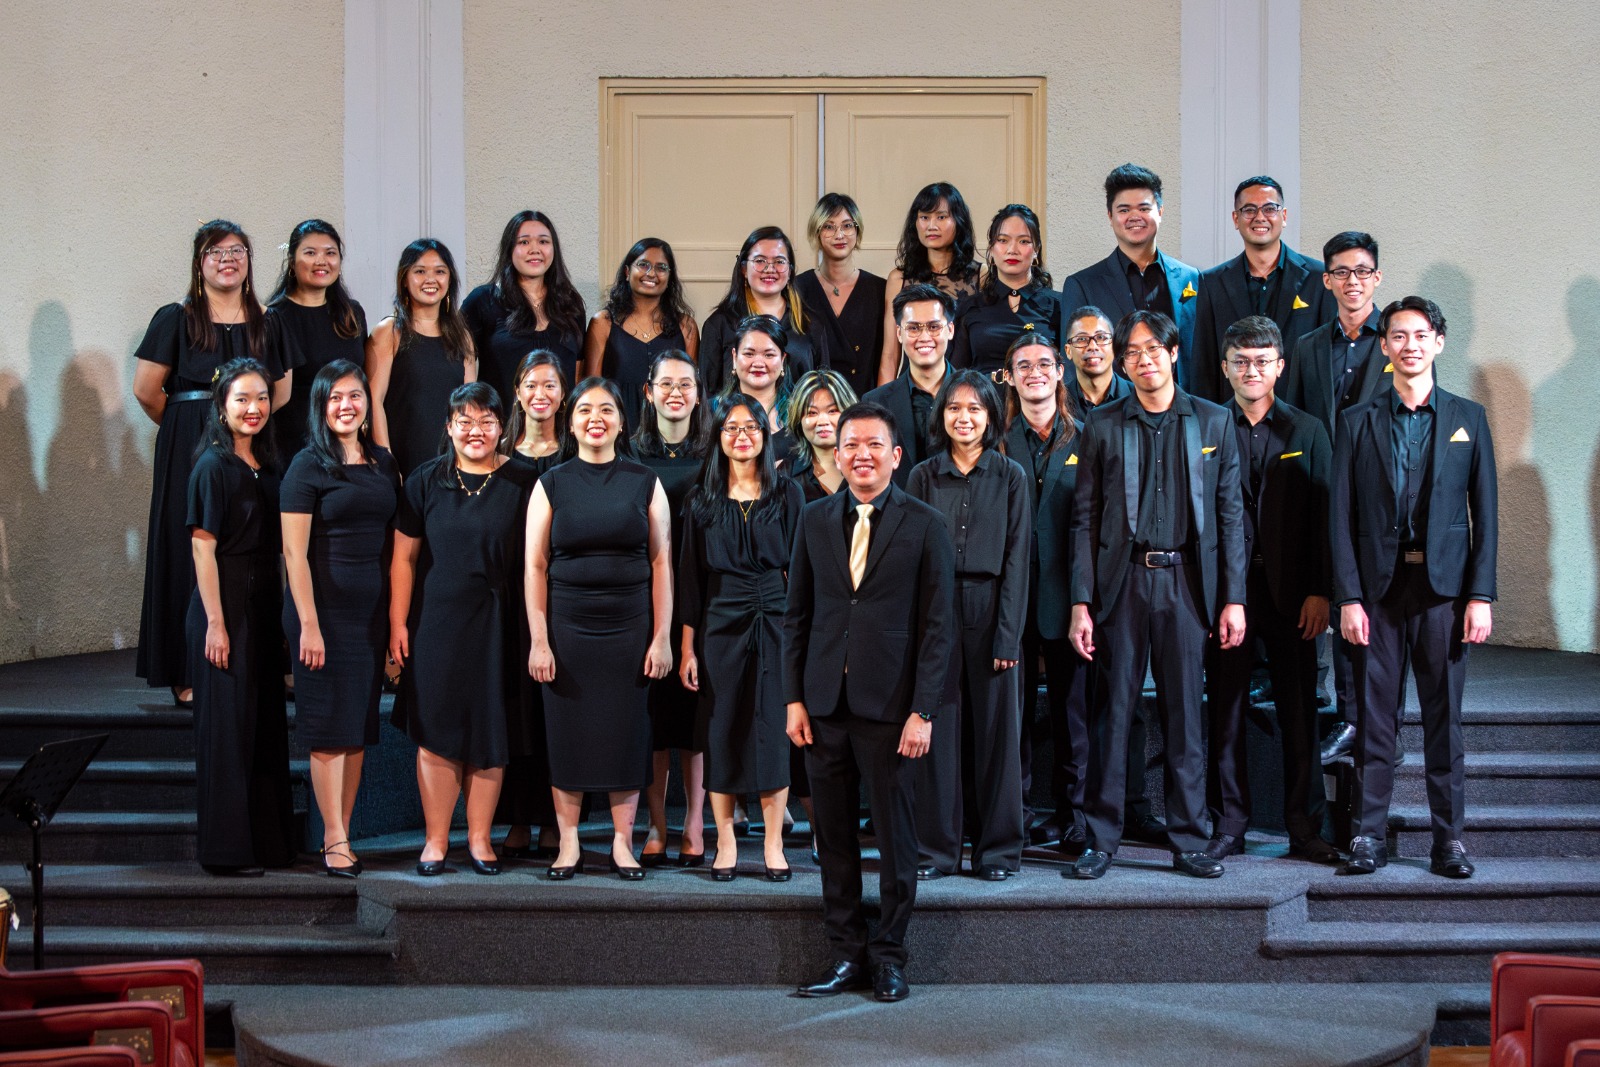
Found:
[1061,165,1201,386]
[863,284,954,488]
[1062,307,1132,416]
[1203,316,1340,865]
[1332,296,1497,880]
[1065,310,1247,880]
[1190,177,1334,403]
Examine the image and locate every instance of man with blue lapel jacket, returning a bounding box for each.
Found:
[1061,164,1200,388]
[1190,176,1336,403]
[863,284,954,489]
[1331,296,1497,880]
[785,401,957,1002]
[1065,310,1248,880]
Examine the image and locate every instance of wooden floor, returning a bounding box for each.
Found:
[1429,1049,1490,1066]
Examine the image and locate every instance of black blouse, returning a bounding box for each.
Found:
[266,299,368,453]
[135,303,282,394]
[699,304,825,397]
[187,449,280,556]
[795,269,884,399]
[949,285,1064,378]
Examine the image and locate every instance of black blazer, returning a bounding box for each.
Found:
[783,485,958,722]
[1190,245,1335,404]
[1002,416,1083,641]
[1060,248,1200,380]
[862,371,940,489]
[1283,314,1392,441]
[1331,386,1498,605]
[1069,391,1247,623]
[1240,399,1334,617]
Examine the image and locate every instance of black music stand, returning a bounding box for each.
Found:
[0,734,107,969]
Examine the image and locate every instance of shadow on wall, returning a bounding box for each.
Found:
[1474,363,1556,648]
[0,302,148,663]
[1416,263,1474,398]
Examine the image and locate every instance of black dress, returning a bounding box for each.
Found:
[699,304,824,397]
[601,317,688,429]
[461,283,582,401]
[949,285,1064,378]
[185,449,295,868]
[137,303,281,690]
[392,455,539,768]
[636,441,702,753]
[795,268,884,399]
[678,480,803,794]
[279,447,400,748]
[382,334,465,479]
[265,299,368,455]
[541,457,659,791]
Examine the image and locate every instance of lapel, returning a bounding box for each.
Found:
[1160,251,1189,313]
[1121,412,1139,537]
[859,488,906,588]
[1306,320,1335,427]
[1185,403,1206,539]
[1093,255,1133,320]
[1355,326,1391,405]
[1371,396,1398,496]
[1039,419,1074,503]
[828,491,854,588]
[1428,387,1458,508]
[1270,247,1311,331]
[1218,253,1252,325]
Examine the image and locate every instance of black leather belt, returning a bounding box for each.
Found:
[168,390,211,403]
[1138,550,1184,568]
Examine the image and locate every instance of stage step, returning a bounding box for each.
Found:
[6,810,198,863]
[1262,920,1600,981]
[1401,707,1600,753]
[30,924,399,984]
[1389,752,1600,807]
[0,864,360,928]
[0,758,312,813]
[1387,804,1600,858]
[0,707,197,759]
[1305,860,1600,923]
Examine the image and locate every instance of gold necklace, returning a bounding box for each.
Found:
[455,465,495,497]
[736,498,756,522]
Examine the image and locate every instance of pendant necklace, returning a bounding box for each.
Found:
[456,466,495,497]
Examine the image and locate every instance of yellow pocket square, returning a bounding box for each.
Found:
[1279,451,1302,460]
[1201,446,1217,455]
[1450,427,1470,443]
[1065,454,1078,465]
[1383,362,1394,373]
[1292,295,1310,310]
[1181,283,1198,299]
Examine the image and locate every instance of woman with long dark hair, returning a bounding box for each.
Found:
[265,219,368,454]
[390,382,540,876]
[187,357,295,875]
[877,182,982,385]
[950,204,1062,378]
[134,220,281,706]
[906,369,1030,879]
[678,396,805,881]
[794,193,883,398]
[281,360,401,877]
[699,227,826,396]
[503,349,568,464]
[723,315,796,466]
[785,369,857,503]
[526,379,674,880]
[632,351,709,866]
[367,238,476,478]
[582,239,699,427]
[462,210,586,396]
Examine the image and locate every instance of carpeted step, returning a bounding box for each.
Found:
[0,757,311,812]
[1263,919,1600,982]
[1305,859,1600,923]
[31,924,399,985]
[1389,751,1600,806]
[1400,707,1600,753]
[1,706,199,759]
[0,862,360,927]
[4,810,198,863]
[1386,804,1600,857]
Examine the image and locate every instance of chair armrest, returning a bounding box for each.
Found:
[0,1003,175,1067]
[0,961,203,1059]
[1530,996,1600,1067]
[0,1045,143,1065]
[1493,953,1600,1040]
[1566,1038,1600,1067]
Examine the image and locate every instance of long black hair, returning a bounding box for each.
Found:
[196,357,276,466]
[999,332,1077,457]
[502,349,569,457]
[688,392,780,527]
[893,183,980,288]
[979,203,1053,298]
[433,381,505,488]
[487,210,586,342]
[557,377,635,461]
[392,238,471,360]
[184,219,266,361]
[633,349,707,458]
[305,359,380,477]
[715,226,807,330]
[927,369,1004,456]
[267,219,362,339]
[785,368,858,472]
[604,238,694,338]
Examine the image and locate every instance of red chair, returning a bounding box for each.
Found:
[0,1002,188,1067]
[1492,952,1600,1067]
[0,1046,142,1065]
[1567,1039,1600,1067]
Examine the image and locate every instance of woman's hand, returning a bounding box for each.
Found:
[299,623,326,671]
[679,649,699,691]
[644,634,672,680]
[388,624,409,672]
[529,642,555,683]
[204,620,229,670]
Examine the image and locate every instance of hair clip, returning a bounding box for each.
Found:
[279,243,291,251]
[1022,323,1035,331]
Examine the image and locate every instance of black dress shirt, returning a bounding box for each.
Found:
[1245,245,1288,317]
[1066,371,1132,418]
[1114,247,1176,321]
[1330,308,1383,414]
[909,382,937,457]
[1231,399,1285,559]
[910,450,1014,577]
[1391,389,1435,546]
[1132,397,1192,550]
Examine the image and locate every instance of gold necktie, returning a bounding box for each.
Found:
[850,504,872,589]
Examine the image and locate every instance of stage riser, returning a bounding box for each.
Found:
[1405,722,1600,752]
[1390,773,1600,806]
[1308,893,1600,924]
[1387,826,1600,857]
[28,825,197,863]
[1,720,196,760]
[31,949,398,986]
[9,894,360,929]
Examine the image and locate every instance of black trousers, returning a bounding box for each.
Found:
[1350,561,1469,843]
[807,691,919,967]
[1204,562,1328,844]
[1021,623,1133,831]
[915,576,1024,873]
[1084,560,1211,854]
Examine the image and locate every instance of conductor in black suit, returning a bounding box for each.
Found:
[786,401,957,1002]
[1190,176,1335,403]
[1332,296,1497,880]
[1065,310,1248,880]
[862,284,954,488]
[1203,316,1340,865]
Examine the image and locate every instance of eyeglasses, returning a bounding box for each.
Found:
[633,260,672,276]
[1122,343,1169,364]
[899,321,948,338]
[1066,332,1113,350]
[205,246,249,262]
[746,256,791,272]
[652,379,696,395]
[819,221,857,236]
[1011,359,1059,375]
[1226,357,1280,372]
[451,416,500,433]
[1235,203,1283,221]
[721,423,763,438]
[1326,266,1378,281]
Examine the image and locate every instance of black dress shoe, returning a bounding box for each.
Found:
[1320,722,1357,764]
[976,865,1014,881]
[1068,849,1112,879]
[470,856,502,876]
[1029,818,1064,845]
[794,960,870,998]
[873,962,909,1002]
[609,857,645,881]
[638,851,670,869]
[1430,840,1475,879]
[915,864,949,881]
[1124,814,1169,847]
[415,859,449,876]
[1337,835,1388,875]
[321,842,362,879]
[1057,823,1088,853]
[546,857,583,880]
[1288,838,1343,865]
[676,851,705,869]
[1203,834,1244,860]
[764,864,793,882]
[1173,851,1225,878]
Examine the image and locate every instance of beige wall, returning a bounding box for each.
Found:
[0,1,343,663]
[1300,0,1600,652]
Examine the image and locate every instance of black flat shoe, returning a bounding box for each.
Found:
[610,857,645,881]
[873,962,910,1002]
[470,856,502,876]
[1430,840,1475,879]
[676,851,705,868]
[416,859,449,876]
[916,864,949,881]
[1068,849,1112,880]
[764,864,792,882]
[1204,834,1245,860]
[321,841,362,879]
[546,858,583,880]
[975,865,1013,881]
[639,851,670,869]
[1337,835,1388,876]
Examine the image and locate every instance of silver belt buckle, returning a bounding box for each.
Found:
[1403,549,1425,564]
[1143,551,1167,568]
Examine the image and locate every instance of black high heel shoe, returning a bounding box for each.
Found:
[676,851,705,869]
[639,850,670,869]
[546,856,583,881]
[470,855,502,876]
[416,858,448,876]
[610,856,645,881]
[322,841,362,879]
[764,864,793,883]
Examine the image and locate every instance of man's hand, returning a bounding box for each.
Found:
[786,701,813,747]
[1463,600,1493,644]
[1216,603,1247,649]
[1341,602,1370,647]
[898,714,932,758]
[1069,603,1095,661]
[1298,595,1330,641]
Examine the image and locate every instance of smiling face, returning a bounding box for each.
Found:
[917,198,955,251]
[1323,247,1382,316]
[447,404,502,464]
[943,384,988,449]
[1008,342,1064,404]
[1232,184,1286,251]
[406,250,450,308]
[836,415,900,498]
[570,385,622,452]
[224,373,271,440]
[630,245,671,299]
[819,208,859,262]
[648,357,697,426]
[324,374,367,441]
[201,237,249,294]
[743,238,791,297]
[800,386,842,452]
[512,220,553,280]
[517,363,564,425]
[293,233,342,293]
[1109,187,1162,252]
[719,404,765,463]
[1064,314,1115,379]
[1121,322,1175,394]
[1380,309,1444,384]
[896,298,953,371]
[733,330,784,394]
[990,214,1037,287]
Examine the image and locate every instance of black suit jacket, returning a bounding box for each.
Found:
[1060,248,1200,383]
[1330,385,1498,605]
[1236,399,1333,617]
[1069,392,1247,623]
[783,484,958,722]
[862,371,941,489]
[1283,313,1392,442]
[1190,245,1335,403]
[1002,416,1083,641]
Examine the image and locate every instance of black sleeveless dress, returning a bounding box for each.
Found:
[602,318,688,429]
[636,441,701,752]
[383,334,464,479]
[265,299,368,455]
[462,283,582,401]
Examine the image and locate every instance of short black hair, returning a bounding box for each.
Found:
[1113,310,1181,361]
[1323,230,1379,268]
[1233,175,1284,205]
[733,313,788,353]
[927,369,1004,455]
[893,283,956,323]
[837,400,900,450]
[1379,296,1447,339]
[1222,315,1285,359]
[1104,164,1163,211]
